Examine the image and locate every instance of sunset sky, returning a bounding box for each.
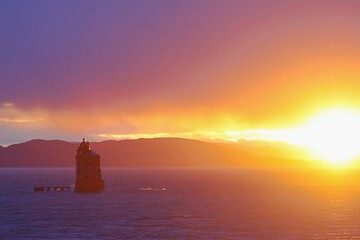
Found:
[1,0,360,162]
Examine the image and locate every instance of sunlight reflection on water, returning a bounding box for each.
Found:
[1,168,360,239]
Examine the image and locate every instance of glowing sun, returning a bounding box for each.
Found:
[288,108,360,165]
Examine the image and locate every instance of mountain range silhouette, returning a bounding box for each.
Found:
[0,138,324,167]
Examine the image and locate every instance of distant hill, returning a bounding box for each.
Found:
[226,140,313,161]
[0,138,319,167]
[0,140,77,167]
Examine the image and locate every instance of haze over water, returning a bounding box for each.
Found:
[2,168,360,239]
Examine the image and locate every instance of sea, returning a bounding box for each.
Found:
[1,167,360,239]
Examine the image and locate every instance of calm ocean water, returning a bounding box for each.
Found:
[1,167,360,239]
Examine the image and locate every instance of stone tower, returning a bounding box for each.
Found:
[75,138,105,192]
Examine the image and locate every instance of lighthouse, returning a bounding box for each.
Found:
[75,138,105,192]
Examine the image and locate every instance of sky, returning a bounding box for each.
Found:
[1,0,360,148]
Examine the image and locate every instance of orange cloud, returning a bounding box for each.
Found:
[0,103,47,126]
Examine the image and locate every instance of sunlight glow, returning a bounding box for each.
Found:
[98,108,360,166]
[213,108,360,165]
[286,108,360,164]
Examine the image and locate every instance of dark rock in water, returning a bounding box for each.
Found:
[33,186,44,192]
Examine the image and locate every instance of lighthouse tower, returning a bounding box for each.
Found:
[75,138,105,192]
